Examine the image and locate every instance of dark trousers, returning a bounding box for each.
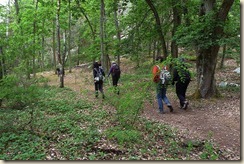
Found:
[112,75,120,86]
[95,81,104,93]
[176,80,190,107]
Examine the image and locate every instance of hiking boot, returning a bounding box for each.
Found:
[182,101,189,110]
[102,94,105,99]
[168,105,174,112]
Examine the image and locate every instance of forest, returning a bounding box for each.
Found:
[0,0,240,161]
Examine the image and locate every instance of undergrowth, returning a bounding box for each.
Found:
[0,65,227,160]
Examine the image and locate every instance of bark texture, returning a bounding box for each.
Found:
[195,0,234,98]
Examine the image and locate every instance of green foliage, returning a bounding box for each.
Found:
[0,75,41,109]
[0,132,46,160]
[0,73,226,160]
[0,85,107,160]
[106,127,141,145]
[174,11,218,50]
[162,55,193,83]
[200,141,219,160]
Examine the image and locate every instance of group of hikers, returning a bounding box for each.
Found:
[92,56,191,114]
[152,56,191,114]
[93,60,121,99]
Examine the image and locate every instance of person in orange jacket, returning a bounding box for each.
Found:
[152,56,173,114]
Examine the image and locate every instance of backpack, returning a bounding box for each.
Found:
[112,64,120,76]
[160,67,171,85]
[153,65,171,85]
[152,65,160,83]
[94,68,104,82]
[179,69,191,83]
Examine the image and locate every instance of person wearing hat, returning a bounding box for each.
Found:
[108,61,121,95]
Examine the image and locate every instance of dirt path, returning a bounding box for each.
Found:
[41,60,240,160]
[142,95,240,157]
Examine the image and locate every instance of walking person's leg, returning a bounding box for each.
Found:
[156,86,164,113]
[112,75,119,94]
[176,82,185,108]
[162,87,173,112]
[98,81,105,99]
[182,80,190,109]
[95,82,99,98]
[114,75,119,94]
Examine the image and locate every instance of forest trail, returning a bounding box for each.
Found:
[40,58,240,159]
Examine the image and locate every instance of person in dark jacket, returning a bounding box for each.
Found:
[93,62,105,99]
[108,61,121,95]
[172,58,191,110]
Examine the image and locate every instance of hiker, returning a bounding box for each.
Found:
[152,56,174,114]
[172,57,191,110]
[93,62,105,99]
[56,63,65,77]
[108,61,121,95]
[56,68,61,77]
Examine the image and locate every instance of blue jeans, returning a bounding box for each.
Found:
[156,85,171,112]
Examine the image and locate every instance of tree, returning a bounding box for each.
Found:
[174,0,237,98]
[194,0,235,98]
[100,0,108,72]
[171,0,181,58]
[145,0,168,59]
[57,0,64,88]
[113,0,121,66]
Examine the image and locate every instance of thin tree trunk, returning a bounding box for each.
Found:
[32,0,38,78]
[171,0,181,58]
[68,0,72,73]
[0,47,4,79]
[113,1,121,66]
[100,0,107,72]
[57,0,64,88]
[41,22,45,71]
[145,0,168,59]
[52,0,57,74]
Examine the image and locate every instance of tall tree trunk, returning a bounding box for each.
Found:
[14,0,20,24]
[68,0,72,73]
[0,47,4,80]
[195,0,234,98]
[57,0,64,88]
[100,0,108,72]
[32,0,38,78]
[41,21,45,72]
[182,0,190,26]
[113,0,121,66]
[171,0,181,58]
[145,0,168,59]
[52,0,57,74]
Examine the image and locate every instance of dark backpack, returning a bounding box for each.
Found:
[94,68,104,82]
[112,64,120,76]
